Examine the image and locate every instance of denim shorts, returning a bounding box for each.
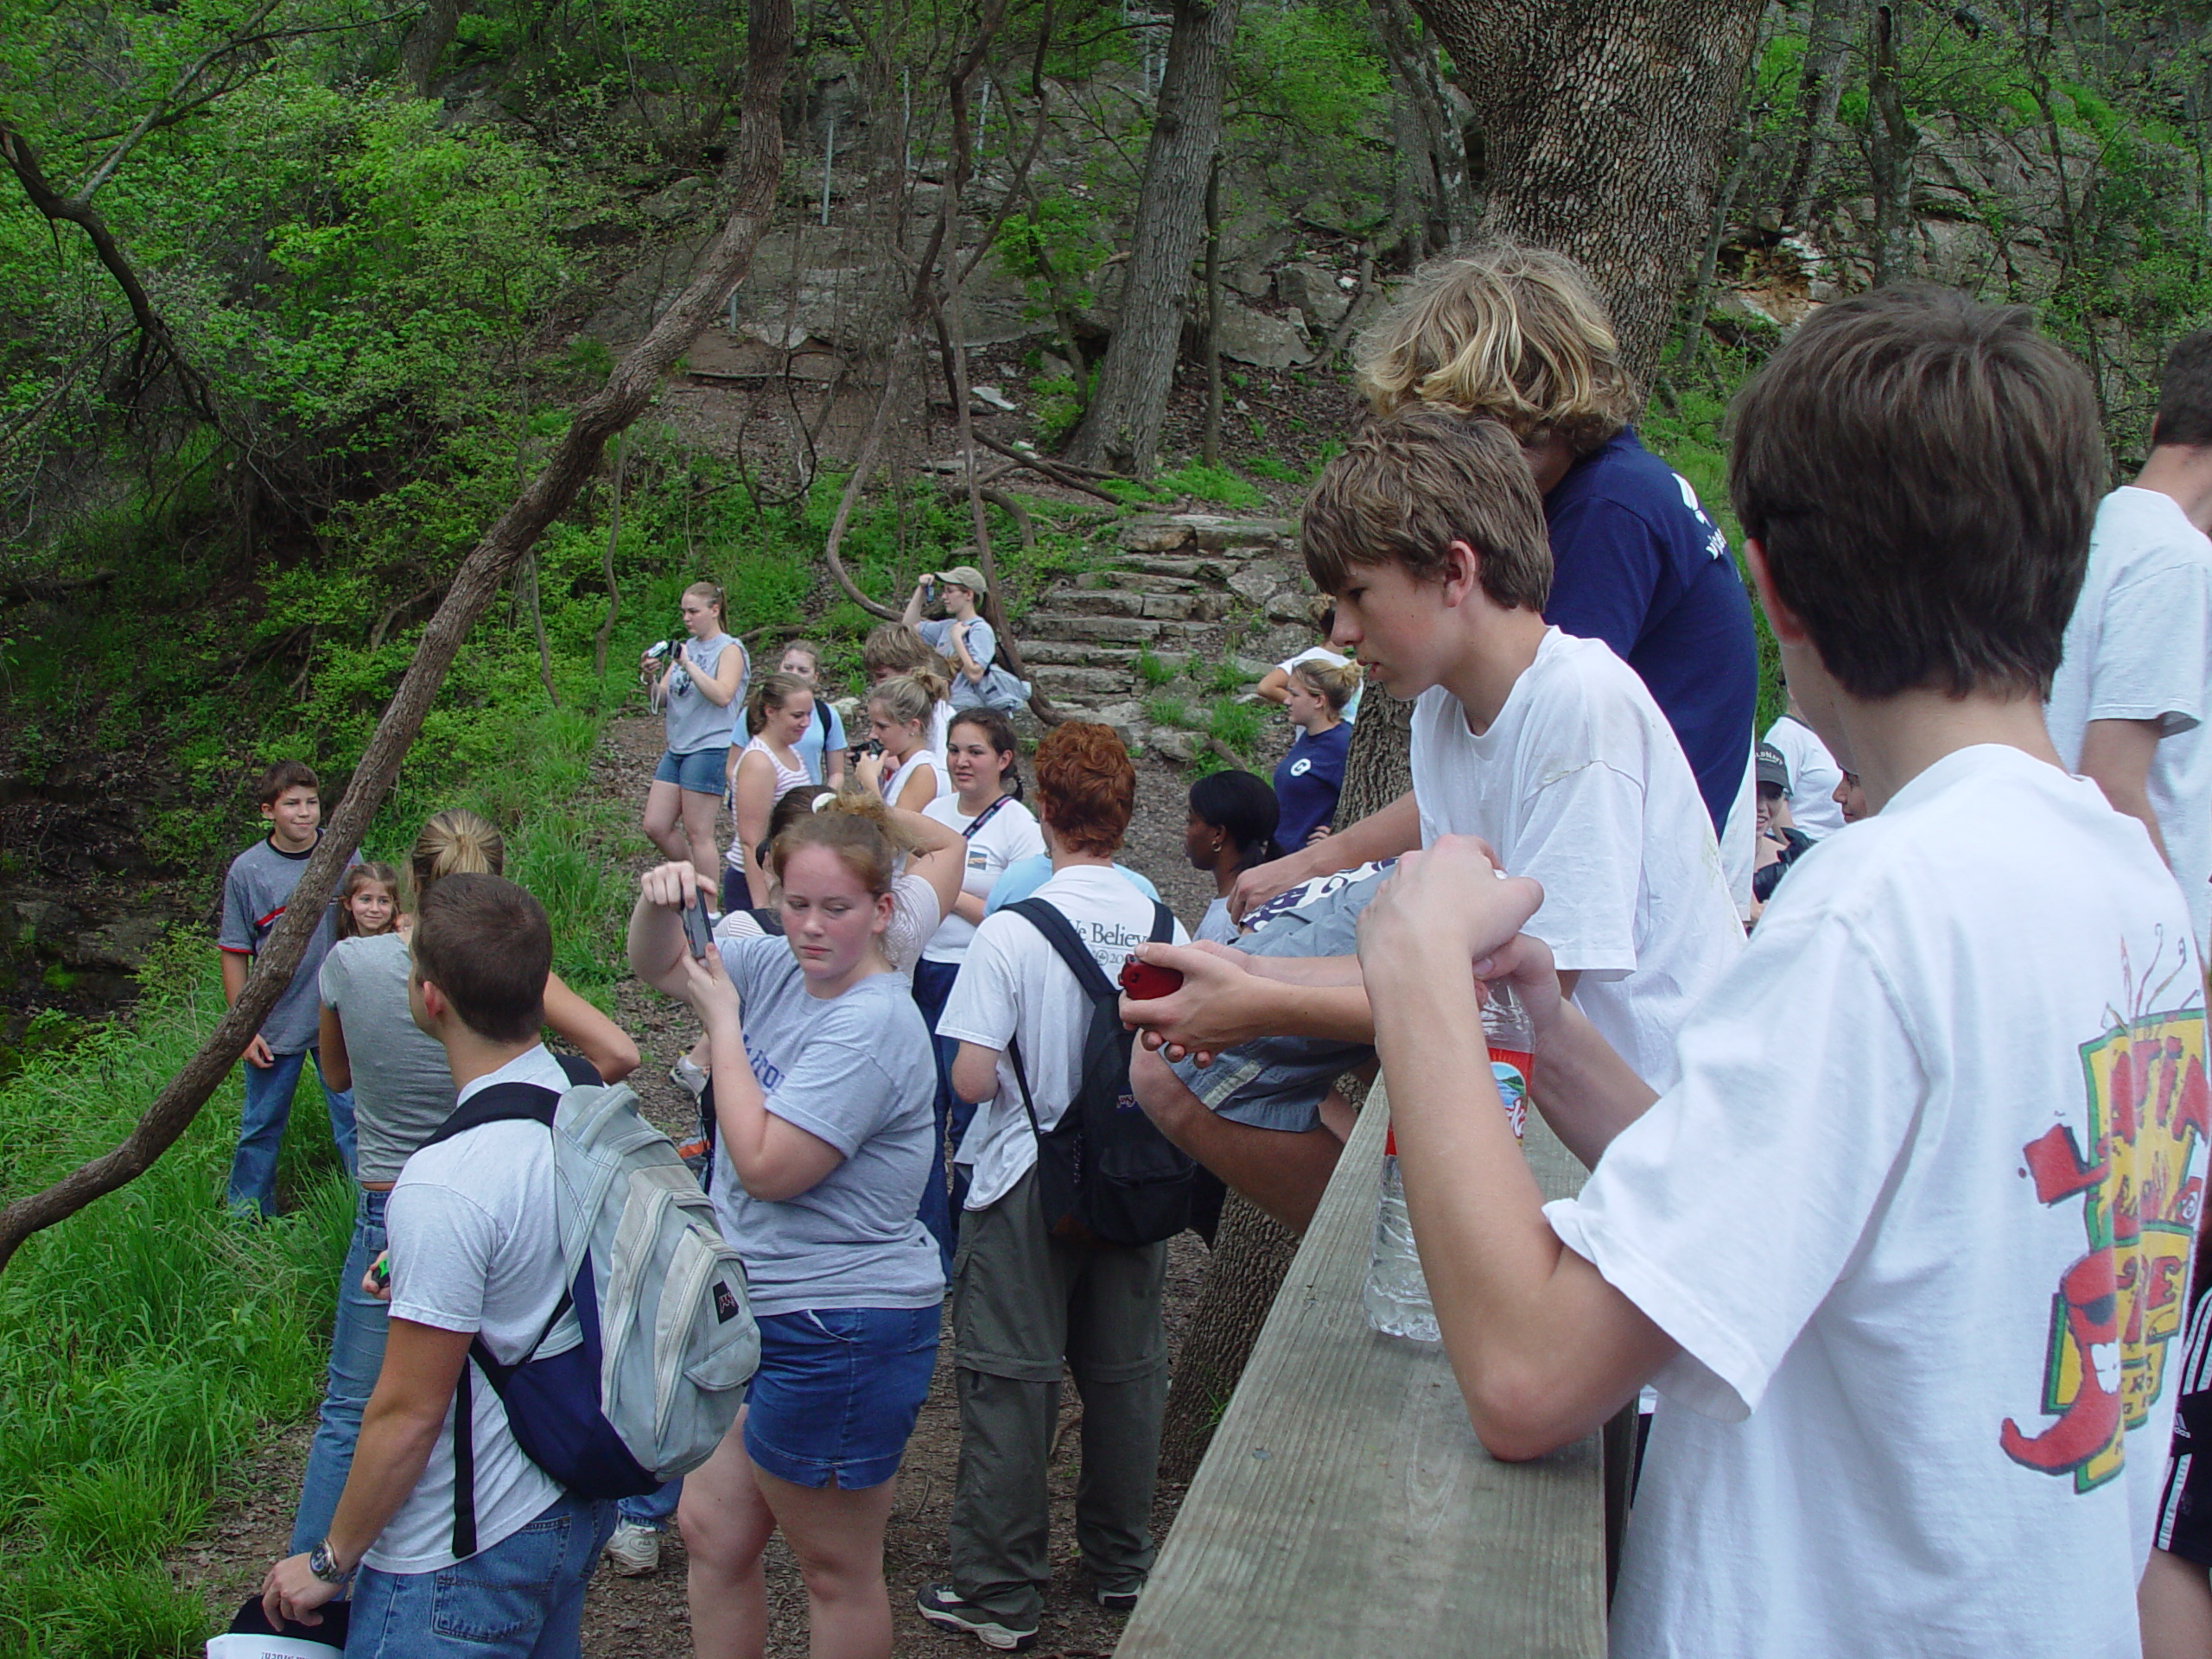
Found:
[654,746,728,794]
[1169,876,1379,1133]
[743,1305,941,1490]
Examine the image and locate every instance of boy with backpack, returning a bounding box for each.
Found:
[1357,287,2206,1657]
[918,721,1191,1652]
[219,759,359,1217]
[263,874,748,1655]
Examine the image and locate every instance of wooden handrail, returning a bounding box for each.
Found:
[1118,1085,1609,1657]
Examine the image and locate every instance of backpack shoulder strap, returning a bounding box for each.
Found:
[554,1051,601,1088]
[1147,899,1174,946]
[1007,898,1116,1003]
[420,1081,562,1151]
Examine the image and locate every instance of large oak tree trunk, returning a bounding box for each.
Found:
[0,0,796,1281]
[1408,0,1768,380]
[1064,0,1242,477]
[400,0,465,99]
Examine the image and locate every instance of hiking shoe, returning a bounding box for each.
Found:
[914,1583,1038,1650]
[601,1521,663,1576]
[668,1057,709,1100]
[1094,1580,1145,1614]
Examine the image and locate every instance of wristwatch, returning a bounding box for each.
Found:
[307,1538,353,1586]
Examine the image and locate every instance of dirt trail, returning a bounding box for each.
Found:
[173,711,1254,1657]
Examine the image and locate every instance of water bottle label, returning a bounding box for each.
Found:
[1489,1046,1531,1140]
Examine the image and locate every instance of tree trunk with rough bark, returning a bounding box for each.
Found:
[1776,0,1859,228]
[400,0,464,99]
[1159,1192,1300,1482]
[1407,0,1767,381]
[1064,0,1242,477]
[1369,0,1474,258]
[1865,2,1918,287]
[0,0,795,1282]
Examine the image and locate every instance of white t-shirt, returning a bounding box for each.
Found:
[1715,744,1757,920]
[937,863,1188,1210]
[1548,746,2207,1659]
[881,747,948,808]
[2047,485,2212,956]
[1410,627,1743,1090]
[1764,711,1847,839]
[370,1045,570,1573]
[920,795,1046,964]
[929,700,955,766]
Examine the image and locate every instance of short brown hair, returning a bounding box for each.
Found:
[1729,284,2104,701]
[256,760,319,805]
[2153,328,2212,449]
[411,873,549,1043]
[1302,409,1552,609]
[745,671,812,737]
[1356,241,1637,452]
[1033,722,1135,856]
[766,788,917,898]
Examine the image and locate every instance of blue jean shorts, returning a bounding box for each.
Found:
[1169,876,1381,1133]
[744,1305,941,1490]
[654,746,728,794]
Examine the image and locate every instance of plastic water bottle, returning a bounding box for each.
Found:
[1363,982,1535,1343]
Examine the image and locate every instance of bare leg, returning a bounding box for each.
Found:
[2140,1546,2212,1659]
[1316,1087,1355,1142]
[753,1461,900,1659]
[1131,1046,1343,1234]
[680,1410,775,1659]
[645,780,692,866]
[679,787,723,890]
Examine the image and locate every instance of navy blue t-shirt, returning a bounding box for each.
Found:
[1542,428,1757,831]
[1273,722,1352,849]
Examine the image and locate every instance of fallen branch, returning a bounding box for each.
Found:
[0,569,117,605]
[972,431,1122,503]
[0,0,796,1281]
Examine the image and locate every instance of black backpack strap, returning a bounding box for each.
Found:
[419,1081,561,1151]
[452,1363,478,1560]
[1007,899,1118,1003]
[553,1051,600,1088]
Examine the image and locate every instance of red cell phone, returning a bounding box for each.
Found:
[1118,957,1184,1001]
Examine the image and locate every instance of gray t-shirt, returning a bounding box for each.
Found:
[218,834,358,1054]
[320,931,456,1183]
[664,632,744,755]
[711,935,943,1317]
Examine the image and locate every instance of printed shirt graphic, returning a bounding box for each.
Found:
[1547,746,2205,1659]
[2001,1006,2208,1491]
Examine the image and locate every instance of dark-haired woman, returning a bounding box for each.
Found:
[1184,770,1282,944]
[913,708,1045,1268]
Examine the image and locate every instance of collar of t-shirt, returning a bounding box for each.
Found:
[264,830,320,861]
[453,1042,567,1107]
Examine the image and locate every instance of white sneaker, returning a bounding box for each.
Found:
[668,1057,709,1100]
[602,1520,663,1576]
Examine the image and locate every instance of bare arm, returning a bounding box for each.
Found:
[1357,840,1676,1460]
[1230,790,1422,918]
[2077,716,2170,864]
[1255,665,1293,705]
[901,576,932,628]
[543,972,640,1083]
[223,950,274,1066]
[951,1039,1001,1105]
[950,622,986,683]
[732,748,778,907]
[680,638,747,707]
[262,1319,474,1624]
[318,1004,352,1091]
[893,764,938,815]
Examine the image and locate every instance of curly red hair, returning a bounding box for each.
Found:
[1033,722,1134,856]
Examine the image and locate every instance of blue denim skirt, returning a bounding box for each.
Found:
[653,746,727,794]
[743,1305,941,1491]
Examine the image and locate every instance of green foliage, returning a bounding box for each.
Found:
[1153,461,1266,511]
[1208,697,1262,755]
[1135,648,1178,688]
[1146,695,1192,729]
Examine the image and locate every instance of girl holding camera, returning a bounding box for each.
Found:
[643,581,748,886]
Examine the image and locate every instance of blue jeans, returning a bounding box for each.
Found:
[345,1491,617,1657]
[617,1479,680,1529]
[228,1047,353,1217]
[291,1185,391,1555]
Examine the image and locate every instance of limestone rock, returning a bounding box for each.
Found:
[1119,517,1197,553]
[60,916,166,972]
[1148,728,1198,764]
[1216,302,1314,370]
[1228,566,1281,604]
[1277,262,1352,332]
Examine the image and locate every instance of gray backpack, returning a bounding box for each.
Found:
[426,1058,758,1554]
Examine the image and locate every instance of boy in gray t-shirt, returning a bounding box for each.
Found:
[218,760,357,1217]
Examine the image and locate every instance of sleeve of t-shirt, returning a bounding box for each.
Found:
[384,1180,501,1335]
[985,857,1046,915]
[1510,759,1648,978]
[760,999,906,1154]
[825,703,847,751]
[1543,498,1667,660]
[2084,560,2212,735]
[938,915,1024,1052]
[219,857,256,954]
[963,619,998,670]
[718,931,793,1001]
[318,938,352,1008]
[882,872,941,971]
[1542,902,1923,1420]
[916,619,951,654]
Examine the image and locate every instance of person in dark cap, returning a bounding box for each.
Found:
[1751,740,1815,921]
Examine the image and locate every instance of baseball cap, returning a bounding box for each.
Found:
[1755,741,1789,791]
[939,563,988,595]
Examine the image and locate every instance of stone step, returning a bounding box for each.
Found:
[1117,513,1298,554]
[1021,640,1141,668]
[1030,664,1136,697]
[1075,569,1206,594]
[1024,614,1211,646]
[1115,555,1233,583]
[1039,586,1226,623]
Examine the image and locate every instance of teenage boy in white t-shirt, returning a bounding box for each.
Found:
[918,722,1190,1652]
[259,874,619,1653]
[1122,410,1742,1229]
[2046,327,2212,958]
[1356,287,2208,1659]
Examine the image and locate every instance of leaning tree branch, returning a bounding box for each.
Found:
[0,0,796,1281]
